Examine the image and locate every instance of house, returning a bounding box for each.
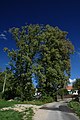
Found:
[66,86,73,94]
[72,90,78,95]
[66,86,78,95]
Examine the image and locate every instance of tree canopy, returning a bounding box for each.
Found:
[73,78,80,90]
[3,24,74,101]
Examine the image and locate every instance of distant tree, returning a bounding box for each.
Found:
[73,78,80,90]
[73,79,80,102]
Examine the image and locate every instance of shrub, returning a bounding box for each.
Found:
[41,94,54,103]
[68,101,80,118]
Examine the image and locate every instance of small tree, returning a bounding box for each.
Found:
[73,79,80,90]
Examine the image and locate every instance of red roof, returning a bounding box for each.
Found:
[66,86,73,90]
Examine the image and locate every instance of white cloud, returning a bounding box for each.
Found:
[69,78,76,83]
[76,52,80,56]
[0,33,7,40]
[0,33,5,37]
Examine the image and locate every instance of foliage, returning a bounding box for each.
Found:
[24,107,34,120]
[68,101,80,118]
[35,25,74,100]
[73,78,80,90]
[3,24,74,101]
[58,88,68,98]
[23,100,44,105]
[0,72,5,93]
[58,88,68,95]
[41,95,54,103]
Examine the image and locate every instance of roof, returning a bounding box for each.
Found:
[66,86,73,90]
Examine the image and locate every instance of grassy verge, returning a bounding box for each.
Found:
[23,100,47,106]
[0,100,20,109]
[0,108,34,120]
[0,99,53,108]
[0,98,54,120]
[0,100,34,120]
[23,107,34,120]
[0,110,23,120]
[68,101,80,118]
[22,96,54,105]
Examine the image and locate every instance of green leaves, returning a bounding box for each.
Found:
[73,79,80,90]
[4,24,74,101]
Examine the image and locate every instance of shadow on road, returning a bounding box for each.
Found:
[40,105,74,113]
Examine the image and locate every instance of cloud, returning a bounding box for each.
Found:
[69,78,76,84]
[0,33,6,37]
[75,49,80,56]
[0,33,7,40]
[3,30,7,34]
[77,52,80,56]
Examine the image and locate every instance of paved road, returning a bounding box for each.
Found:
[40,99,80,120]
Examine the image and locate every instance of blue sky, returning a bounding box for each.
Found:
[0,0,80,79]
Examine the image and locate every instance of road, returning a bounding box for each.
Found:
[33,99,80,120]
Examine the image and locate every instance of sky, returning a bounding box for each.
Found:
[0,0,80,80]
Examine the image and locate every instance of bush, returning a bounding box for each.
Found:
[41,94,54,103]
[58,88,68,96]
[68,101,80,118]
[2,90,16,100]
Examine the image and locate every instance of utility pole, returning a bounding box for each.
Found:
[2,73,6,93]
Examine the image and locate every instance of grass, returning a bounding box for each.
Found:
[23,107,34,120]
[68,101,80,118]
[0,110,23,120]
[27,108,34,120]
[0,99,52,109]
[23,100,46,106]
[0,108,34,120]
[0,100,20,109]
[0,100,34,120]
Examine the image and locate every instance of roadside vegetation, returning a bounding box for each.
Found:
[0,110,23,120]
[0,100,34,120]
[0,100,20,109]
[23,107,34,120]
[68,77,80,118]
[68,101,80,118]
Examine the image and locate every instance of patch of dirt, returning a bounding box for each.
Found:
[0,104,41,112]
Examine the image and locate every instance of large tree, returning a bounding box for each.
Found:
[35,25,74,100]
[4,25,41,100]
[4,24,74,101]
